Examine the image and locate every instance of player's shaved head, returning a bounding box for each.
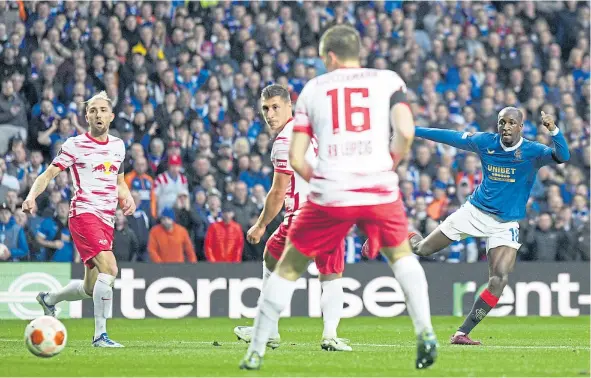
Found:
[498,107,523,123]
[319,24,361,63]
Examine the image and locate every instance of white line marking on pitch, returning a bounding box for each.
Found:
[1,339,588,350]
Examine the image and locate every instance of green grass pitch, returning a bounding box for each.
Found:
[0,316,589,377]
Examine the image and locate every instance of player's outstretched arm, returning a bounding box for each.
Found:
[414,127,479,152]
[247,172,291,244]
[22,165,62,214]
[117,173,136,216]
[390,103,415,168]
[538,111,571,165]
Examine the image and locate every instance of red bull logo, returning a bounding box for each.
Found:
[92,162,119,175]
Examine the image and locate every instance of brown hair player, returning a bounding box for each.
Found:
[233,83,351,352]
[239,24,438,371]
[23,91,135,347]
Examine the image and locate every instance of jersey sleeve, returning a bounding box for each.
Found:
[51,138,77,170]
[293,82,314,138]
[386,71,408,106]
[414,128,485,153]
[118,140,126,174]
[271,139,293,175]
[535,128,571,166]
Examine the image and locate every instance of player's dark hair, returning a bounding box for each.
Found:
[320,25,361,61]
[260,84,290,102]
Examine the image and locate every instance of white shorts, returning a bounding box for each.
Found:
[440,201,521,252]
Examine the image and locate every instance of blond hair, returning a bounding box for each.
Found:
[83,91,113,112]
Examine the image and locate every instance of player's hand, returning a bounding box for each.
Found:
[53,240,64,250]
[21,198,37,214]
[246,224,265,244]
[120,196,136,216]
[541,111,556,131]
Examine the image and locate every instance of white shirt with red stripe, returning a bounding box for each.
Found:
[51,133,126,227]
[293,68,407,207]
[271,118,318,225]
[153,171,188,215]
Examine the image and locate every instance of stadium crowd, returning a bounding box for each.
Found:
[0,0,589,264]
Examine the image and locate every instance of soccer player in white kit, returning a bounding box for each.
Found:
[22,91,136,347]
[233,84,351,352]
[240,25,438,371]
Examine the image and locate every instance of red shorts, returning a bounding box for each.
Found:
[288,200,408,261]
[266,222,345,275]
[69,213,114,268]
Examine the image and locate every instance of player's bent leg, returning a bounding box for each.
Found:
[37,267,94,317]
[90,250,123,348]
[234,247,281,349]
[452,246,517,345]
[240,243,312,370]
[409,227,454,257]
[318,272,351,352]
[381,241,438,369]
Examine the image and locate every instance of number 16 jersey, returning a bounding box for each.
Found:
[293,68,407,207]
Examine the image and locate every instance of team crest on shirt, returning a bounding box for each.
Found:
[513,148,523,162]
[92,161,119,175]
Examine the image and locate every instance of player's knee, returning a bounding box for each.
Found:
[83,281,95,296]
[96,260,118,277]
[275,262,300,281]
[263,251,277,272]
[318,272,342,281]
[415,241,435,256]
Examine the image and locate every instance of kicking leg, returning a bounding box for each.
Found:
[234,248,281,348]
[409,226,454,257]
[240,242,312,370]
[452,246,517,345]
[318,272,350,351]
[37,266,95,317]
[381,240,437,369]
[90,250,122,347]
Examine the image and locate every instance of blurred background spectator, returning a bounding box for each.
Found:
[1,0,589,263]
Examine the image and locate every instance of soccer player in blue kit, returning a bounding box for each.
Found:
[408,108,570,345]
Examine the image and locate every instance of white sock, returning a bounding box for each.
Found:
[247,273,296,356]
[93,273,116,339]
[260,262,279,338]
[391,255,433,335]
[321,279,343,339]
[45,280,90,305]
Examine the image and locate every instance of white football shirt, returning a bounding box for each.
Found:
[293,68,407,207]
[52,133,126,227]
[270,118,318,225]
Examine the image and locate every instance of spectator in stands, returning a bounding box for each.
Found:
[112,208,139,262]
[239,154,271,191]
[125,156,156,216]
[231,180,257,234]
[204,203,244,263]
[2,1,589,263]
[126,190,152,261]
[35,200,72,262]
[522,213,571,261]
[0,77,28,154]
[148,207,197,263]
[153,154,188,216]
[0,201,28,261]
[173,189,202,247]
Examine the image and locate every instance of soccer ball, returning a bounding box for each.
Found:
[24,316,67,358]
